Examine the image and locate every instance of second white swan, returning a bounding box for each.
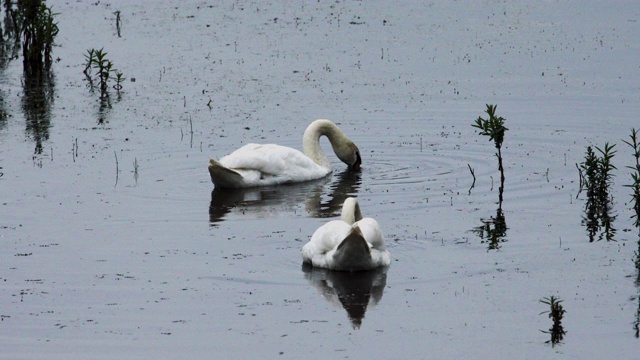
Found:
[302,197,390,272]
[208,119,361,188]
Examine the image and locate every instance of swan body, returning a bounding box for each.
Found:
[302,197,390,271]
[208,119,361,188]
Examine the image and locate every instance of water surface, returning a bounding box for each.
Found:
[1,1,640,358]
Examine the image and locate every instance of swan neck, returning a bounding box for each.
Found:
[303,119,347,169]
[341,198,363,224]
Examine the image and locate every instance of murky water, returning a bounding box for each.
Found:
[1,1,640,358]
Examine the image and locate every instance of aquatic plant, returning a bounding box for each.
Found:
[0,1,21,70]
[133,157,139,184]
[83,48,124,99]
[539,296,566,346]
[578,143,617,242]
[623,129,640,286]
[472,104,508,204]
[114,10,121,37]
[82,48,95,78]
[622,128,640,227]
[635,297,640,338]
[21,67,55,154]
[18,0,59,74]
[114,71,124,92]
[467,164,476,195]
[471,206,507,250]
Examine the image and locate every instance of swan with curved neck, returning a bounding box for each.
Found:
[208,119,361,189]
[302,197,390,272]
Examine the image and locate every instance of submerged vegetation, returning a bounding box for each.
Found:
[578,143,617,241]
[18,0,59,75]
[624,130,640,336]
[539,296,566,346]
[471,104,509,250]
[472,104,508,205]
[622,129,640,228]
[0,1,21,70]
[0,0,56,154]
[471,207,507,251]
[83,48,124,99]
[0,0,59,75]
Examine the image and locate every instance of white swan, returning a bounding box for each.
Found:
[302,197,390,271]
[208,119,361,188]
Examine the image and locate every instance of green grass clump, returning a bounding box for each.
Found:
[539,296,566,346]
[83,48,124,99]
[580,143,617,200]
[623,129,640,227]
[578,143,617,242]
[18,0,59,74]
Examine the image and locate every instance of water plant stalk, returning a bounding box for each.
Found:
[622,128,640,227]
[114,10,121,37]
[539,296,566,346]
[472,104,508,205]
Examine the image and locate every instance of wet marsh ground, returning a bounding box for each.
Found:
[1,1,640,358]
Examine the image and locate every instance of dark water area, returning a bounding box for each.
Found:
[1,1,640,358]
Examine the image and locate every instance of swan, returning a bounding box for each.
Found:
[301,197,390,271]
[208,119,361,189]
[302,263,388,329]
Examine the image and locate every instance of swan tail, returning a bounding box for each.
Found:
[333,225,372,271]
[208,159,244,188]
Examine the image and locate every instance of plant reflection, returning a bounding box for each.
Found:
[581,195,616,242]
[22,70,55,155]
[0,1,21,72]
[635,232,640,339]
[0,88,7,131]
[302,263,387,329]
[471,205,507,250]
[1,3,20,131]
[633,206,640,338]
[97,94,111,124]
[578,144,618,242]
[209,169,361,225]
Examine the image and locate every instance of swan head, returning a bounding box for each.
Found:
[336,142,361,171]
[303,119,362,171]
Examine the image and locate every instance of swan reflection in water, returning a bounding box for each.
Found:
[209,169,361,225]
[302,263,388,329]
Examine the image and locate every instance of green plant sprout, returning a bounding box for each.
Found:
[578,143,617,242]
[579,144,617,198]
[83,48,124,98]
[83,48,96,78]
[622,128,640,227]
[114,71,124,92]
[539,296,566,346]
[472,104,508,204]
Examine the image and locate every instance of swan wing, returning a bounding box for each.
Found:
[355,218,386,250]
[355,218,391,268]
[220,144,330,184]
[302,220,351,267]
